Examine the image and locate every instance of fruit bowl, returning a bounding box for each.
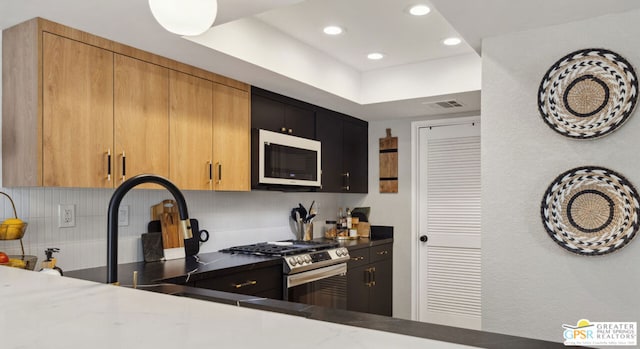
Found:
[0,192,28,240]
[0,222,28,240]
[2,255,38,270]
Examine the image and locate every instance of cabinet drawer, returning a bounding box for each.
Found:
[370,244,392,263]
[194,266,282,297]
[347,248,370,269]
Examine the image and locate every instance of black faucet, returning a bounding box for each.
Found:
[107,174,193,284]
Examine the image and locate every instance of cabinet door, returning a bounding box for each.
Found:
[114,55,169,188]
[213,83,251,191]
[169,70,213,190]
[251,94,285,133]
[42,33,114,187]
[369,259,393,316]
[284,104,315,139]
[193,265,282,299]
[347,264,370,313]
[343,118,369,193]
[315,110,344,192]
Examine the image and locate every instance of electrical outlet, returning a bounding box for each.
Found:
[118,205,129,226]
[58,204,75,228]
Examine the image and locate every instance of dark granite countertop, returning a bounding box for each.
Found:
[334,237,393,250]
[66,251,282,285]
[66,242,570,348]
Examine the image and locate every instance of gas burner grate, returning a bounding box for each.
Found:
[221,240,338,256]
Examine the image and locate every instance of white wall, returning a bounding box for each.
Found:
[482,9,640,342]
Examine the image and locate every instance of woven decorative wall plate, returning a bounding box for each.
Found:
[541,166,640,255]
[538,48,638,139]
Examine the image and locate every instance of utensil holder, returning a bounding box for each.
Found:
[297,222,313,241]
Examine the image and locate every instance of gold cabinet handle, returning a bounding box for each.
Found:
[217,162,222,183]
[366,267,376,287]
[207,161,213,182]
[376,250,389,255]
[371,267,376,286]
[121,151,126,181]
[233,280,257,289]
[106,149,112,181]
[350,256,364,261]
[343,172,350,191]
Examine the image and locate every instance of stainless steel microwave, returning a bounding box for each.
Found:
[252,129,321,188]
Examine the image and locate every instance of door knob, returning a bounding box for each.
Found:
[419,235,428,242]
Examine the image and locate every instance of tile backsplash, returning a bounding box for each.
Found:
[0,187,345,271]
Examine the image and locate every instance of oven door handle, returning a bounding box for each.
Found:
[287,263,347,288]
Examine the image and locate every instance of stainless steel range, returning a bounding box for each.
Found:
[221,240,350,309]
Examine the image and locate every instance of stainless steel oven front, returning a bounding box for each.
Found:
[285,262,348,310]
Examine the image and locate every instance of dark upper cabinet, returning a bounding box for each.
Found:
[316,109,368,193]
[342,117,368,193]
[252,86,368,193]
[251,87,315,139]
[316,109,344,192]
[284,104,315,139]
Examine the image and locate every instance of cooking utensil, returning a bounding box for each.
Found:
[304,214,316,223]
[298,203,307,221]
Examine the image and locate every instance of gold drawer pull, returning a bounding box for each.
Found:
[351,256,365,261]
[233,280,257,289]
[376,250,389,255]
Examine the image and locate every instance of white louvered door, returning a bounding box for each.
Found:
[417,122,481,330]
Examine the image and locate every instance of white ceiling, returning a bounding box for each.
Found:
[3,1,640,121]
[254,0,475,72]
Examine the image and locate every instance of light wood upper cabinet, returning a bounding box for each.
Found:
[212,83,250,191]
[2,18,251,189]
[114,54,169,187]
[169,70,213,190]
[42,33,114,188]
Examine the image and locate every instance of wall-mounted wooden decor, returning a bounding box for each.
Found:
[379,128,398,193]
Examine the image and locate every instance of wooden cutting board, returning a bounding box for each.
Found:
[151,200,185,259]
[379,128,398,193]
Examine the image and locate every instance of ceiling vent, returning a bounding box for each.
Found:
[425,100,464,109]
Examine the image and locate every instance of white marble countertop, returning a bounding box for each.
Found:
[0,267,475,349]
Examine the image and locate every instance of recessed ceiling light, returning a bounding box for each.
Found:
[323,26,344,35]
[408,4,431,16]
[443,37,462,46]
[367,52,384,60]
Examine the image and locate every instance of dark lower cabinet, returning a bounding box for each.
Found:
[316,109,368,193]
[346,242,393,316]
[190,264,283,300]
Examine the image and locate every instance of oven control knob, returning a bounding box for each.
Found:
[295,256,304,264]
[337,248,347,256]
[304,255,312,263]
[288,257,298,266]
